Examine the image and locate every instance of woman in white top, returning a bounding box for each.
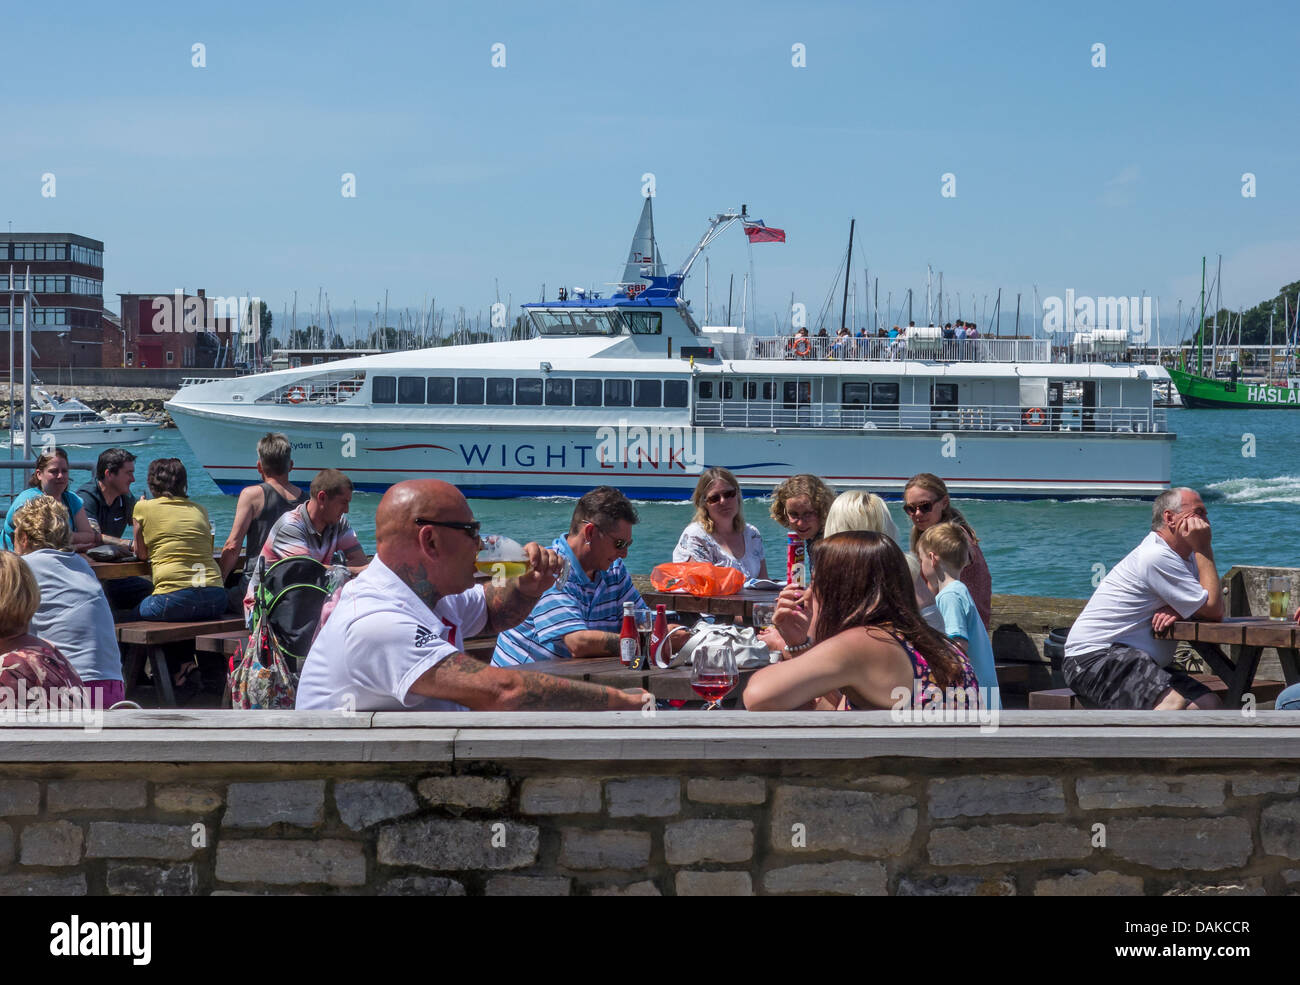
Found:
[823,489,945,632]
[673,467,768,580]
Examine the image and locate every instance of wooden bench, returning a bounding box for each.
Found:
[117,618,245,707]
[1029,675,1286,710]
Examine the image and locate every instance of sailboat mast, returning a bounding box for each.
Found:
[1197,257,1206,376]
[840,219,854,332]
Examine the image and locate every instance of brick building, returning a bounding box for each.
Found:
[0,233,105,371]
[113,289,236,369]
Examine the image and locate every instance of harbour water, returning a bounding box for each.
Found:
[30,407,1298,601]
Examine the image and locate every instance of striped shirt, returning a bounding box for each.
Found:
[492,536,643,666]
[244,502,362,622]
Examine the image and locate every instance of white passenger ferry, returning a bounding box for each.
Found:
[167,206,1173,500]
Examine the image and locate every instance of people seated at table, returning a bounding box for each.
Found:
[1062,487,1223,710]
[243,468,367,625]
[917,522,1000,709]
[2,448,99,553]
[673,467,768,580]
[77,447,152,613]
[770,473,836,580]
[494,486,684,665]
[220,432,308,583]
[823,489,943,631]
[0,551,86,699]
[903,472,992,626]
[11,496,123,708]
[131,458,228,622]
[296,479,647,711]
[743,531,978,711]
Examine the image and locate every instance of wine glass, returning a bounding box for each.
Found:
[752,602,775,630]
[477,534,569,588]
[635,607,655,661]
[691,639,738,710]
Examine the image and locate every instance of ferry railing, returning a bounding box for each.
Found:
[254,371,368,405]
[693,400,1168,434]
[749,336,1053,363]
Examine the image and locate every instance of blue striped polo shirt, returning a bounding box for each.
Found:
[492,536,643,666]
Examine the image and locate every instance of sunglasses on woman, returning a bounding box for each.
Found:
[903,500,937,516]
[705,487,738,505]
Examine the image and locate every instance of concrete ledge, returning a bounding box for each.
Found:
[0,711,1297,762]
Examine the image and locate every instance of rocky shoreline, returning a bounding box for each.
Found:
[0,384,176,428]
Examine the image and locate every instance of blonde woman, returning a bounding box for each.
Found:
[12,496,123,707]
[903,473,993,626]
[823,490,943,631]
[673,468,768,579]
[0,551,86,697]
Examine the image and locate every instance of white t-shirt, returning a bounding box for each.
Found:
[296,555,487,711]
[672,521,766,579]
[1064,532,1208,667]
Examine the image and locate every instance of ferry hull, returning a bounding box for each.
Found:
[168,408,1172,501]
[1168,367,1300,409]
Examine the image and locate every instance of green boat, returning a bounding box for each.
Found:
[1167,365,1300,408]
[1168,256,1300,409]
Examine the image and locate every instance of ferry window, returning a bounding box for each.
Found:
[872,382,899,407]
[486,378,514,405]
[604,379,632,407]
[783,381,797,406]
[516,378,543,405]
[625,311,662,335]
[762,382,776,400]
[634,380,662,407]
[744,382,757,400]
[545,379,573,405]
[698,381,714,399]
[723,382,734,400]
[426,377,454,403]
[398,376,426,404]
[842,383,870,405]
[931,383,958,407]
[575,379,602,406]
[457,377,485,404]
[664,380,688,407]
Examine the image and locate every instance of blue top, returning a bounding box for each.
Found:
[936,580,1001,709]
[492,536,644,665]
[3,487,85,550]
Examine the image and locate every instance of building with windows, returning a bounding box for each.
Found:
[0,233,106,371]
[114,289,236,369]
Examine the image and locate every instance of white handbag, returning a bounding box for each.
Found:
[655,619,776,669]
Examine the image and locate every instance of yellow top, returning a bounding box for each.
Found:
[133,496,221,596]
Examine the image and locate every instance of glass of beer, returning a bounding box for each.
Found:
[477,535,569,588]
[1268,576,1290,621]
[634,607,655,661]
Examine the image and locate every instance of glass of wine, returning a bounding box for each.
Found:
[477,535,569,588]
[691,638,738,710]
[635,607,655,661]
[1268,576,1290,621]
[752,602,775,630]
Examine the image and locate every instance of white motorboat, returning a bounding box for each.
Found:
[6,387,162,449]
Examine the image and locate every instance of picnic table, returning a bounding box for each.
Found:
[89,554,240,582]
[522,656,762,704]
[1161,617,1300,705]
[640,586,780,625]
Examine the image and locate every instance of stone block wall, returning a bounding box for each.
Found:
[2,759,1298,895]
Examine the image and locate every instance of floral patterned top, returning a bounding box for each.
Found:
[843,629,980,710]
[0,636,86,694]
[672,521,766,579]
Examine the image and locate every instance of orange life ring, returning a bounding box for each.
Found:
[791,337,812,357]
[1023,407,1046,426]
[286,387,306,404]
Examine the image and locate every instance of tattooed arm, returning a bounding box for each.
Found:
[483,580,546,634]
[408,650,647,710]
[561,630,622,659]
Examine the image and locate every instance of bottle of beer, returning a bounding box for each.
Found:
[647,603,669,669]
[619,601,637,667]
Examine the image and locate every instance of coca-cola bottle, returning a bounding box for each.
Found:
[619,601,637,667]
[646,603,669,669]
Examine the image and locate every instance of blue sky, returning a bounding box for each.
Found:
[4,0,1298,341]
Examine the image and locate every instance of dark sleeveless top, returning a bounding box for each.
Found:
[246,483,308,559]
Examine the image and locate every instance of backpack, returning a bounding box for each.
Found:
[227,556,334,709]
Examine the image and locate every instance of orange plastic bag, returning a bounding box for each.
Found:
[649,562,744,597]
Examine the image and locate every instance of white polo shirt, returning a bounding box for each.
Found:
[296,555,487,711]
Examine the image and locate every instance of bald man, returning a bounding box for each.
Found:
[296,479,647,711]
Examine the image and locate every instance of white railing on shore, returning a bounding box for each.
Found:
[749,336,1054,363]
[693,400,1168,433]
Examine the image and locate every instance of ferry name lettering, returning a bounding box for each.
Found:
[458,442,595,470]
[594,419,703,470]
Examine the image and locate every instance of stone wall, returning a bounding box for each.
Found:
[3,710,1299,896]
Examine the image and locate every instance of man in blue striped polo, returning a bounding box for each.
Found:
[494,486,682,665]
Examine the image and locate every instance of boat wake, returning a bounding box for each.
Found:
[1205,475,1300,504]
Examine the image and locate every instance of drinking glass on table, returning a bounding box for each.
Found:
[477,534,569,588]
[752,602,775,630]
[635,607,655,661]
[691,638,738,710]
[1268,576,1291,621]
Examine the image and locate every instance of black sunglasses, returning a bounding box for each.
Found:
[903,500,937,516]
[706,488,738,505]
[592,524,631,550]
[415,518,482,538]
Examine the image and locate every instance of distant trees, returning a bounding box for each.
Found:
[1194,278,1300,346]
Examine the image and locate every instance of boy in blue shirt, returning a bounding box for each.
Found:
[917,522,1001,709]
